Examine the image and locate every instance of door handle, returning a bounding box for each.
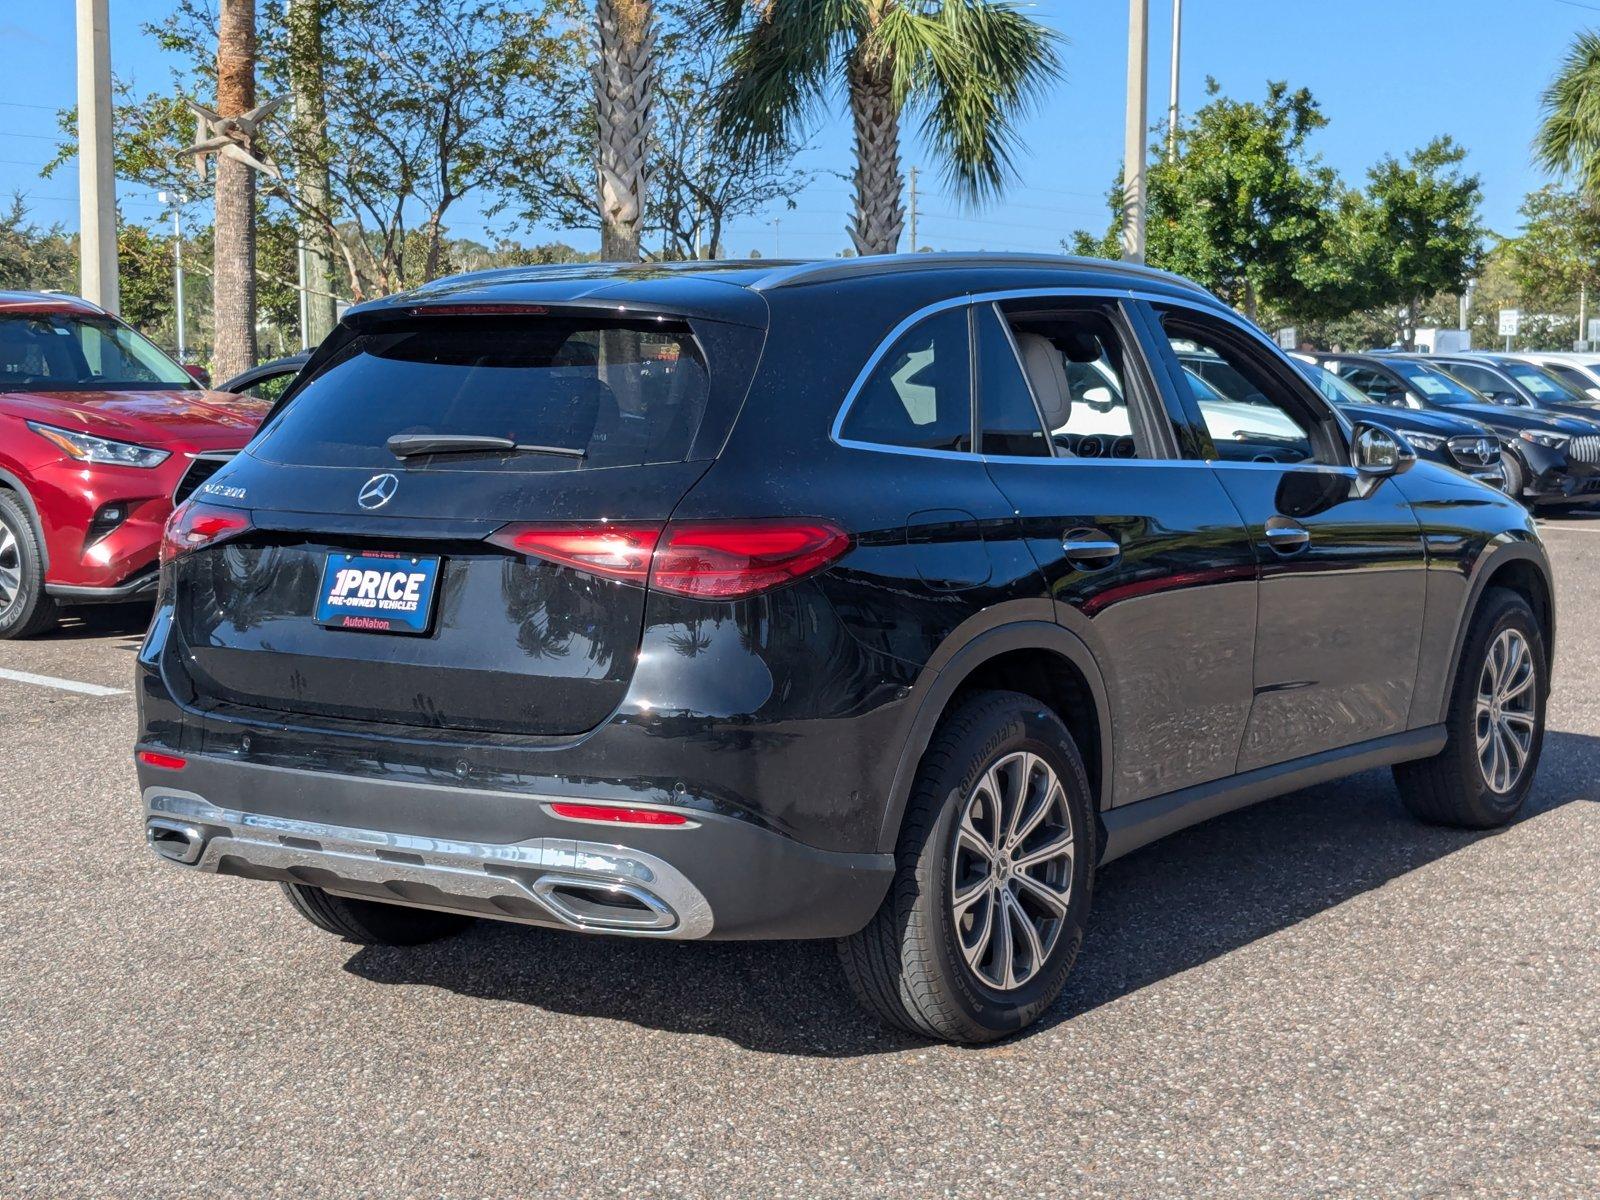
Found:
[1264,517,1311,555]
[1062,529,1121,569]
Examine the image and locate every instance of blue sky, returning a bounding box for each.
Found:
[1,0,1595,259]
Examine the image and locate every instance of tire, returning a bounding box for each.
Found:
[280,883,472,946]
[1498,451,1525,503]
[0,490,58,640]
[839,690,1096,1043]
[1394,587,1547,828]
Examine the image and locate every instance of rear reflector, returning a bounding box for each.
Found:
[489,518,850,600]
[546,802,689,827]
[161,500,253,564]
[137,750,188,770]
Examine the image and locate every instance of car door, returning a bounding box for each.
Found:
[973,296,1260,806]
[1144,302,1429,772]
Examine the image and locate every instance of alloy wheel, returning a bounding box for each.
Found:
[949,751,1075,991]
[0,523,21,613]
[1475,628,1538,794]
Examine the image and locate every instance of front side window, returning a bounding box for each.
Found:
[840,307,972,453]
[0,313,194,392]
[1160,312,1324,463]
[253,315,710,472]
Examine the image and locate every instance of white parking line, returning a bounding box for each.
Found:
[0,667,126,697]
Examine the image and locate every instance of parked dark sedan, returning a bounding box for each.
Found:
[137,255,1553,1042]
[1312,351,1600,506]
[219,351,312,403]
[1288,355,1505,490]
[1421,352,1600,423]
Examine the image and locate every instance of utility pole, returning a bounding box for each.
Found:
[158,192,189,361]
[75,0,119,313]
[771,217,781,258]
[908,165,919,253]
[1122,0,1149,264]
[1166,0,1182,162]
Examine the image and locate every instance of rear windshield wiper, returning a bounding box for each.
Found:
[386,433,586,460]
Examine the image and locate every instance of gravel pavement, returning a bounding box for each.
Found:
[2,518,1597,1198]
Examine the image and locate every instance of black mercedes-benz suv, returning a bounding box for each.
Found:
[137,255,1553,1043]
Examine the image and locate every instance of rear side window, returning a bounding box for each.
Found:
[840,307,972,452]
[252,316,710,471]
[975,305,1050,457]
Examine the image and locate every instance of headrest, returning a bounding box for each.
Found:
[1059,328,1104,363]
[1015,333,1072,430]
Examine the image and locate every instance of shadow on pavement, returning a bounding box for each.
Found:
[342,731,1598,1056]
[39,602,153,646]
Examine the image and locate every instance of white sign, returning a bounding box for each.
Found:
[1498,308,1521,337]
[1588,318,1600,344]
[1274,327,1298,349]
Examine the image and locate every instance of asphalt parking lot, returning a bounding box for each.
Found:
[2,519,1597,1199]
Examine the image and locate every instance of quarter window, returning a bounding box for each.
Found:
[840,307,972,453]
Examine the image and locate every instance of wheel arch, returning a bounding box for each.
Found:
[876,621,1114,854]
[1438,540,1555,723]
[0,468,48,571]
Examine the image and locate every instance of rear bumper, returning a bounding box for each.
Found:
[138,754,894,941]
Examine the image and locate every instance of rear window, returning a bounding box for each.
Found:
[252,316,710,471]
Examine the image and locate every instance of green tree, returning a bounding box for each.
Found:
[0,196,76,291]
[1345,137,1483,348]
[1535,30,1600,200]
[1504,184,1600,338]
[708,0,1061,255]
[1069,80,1339,321]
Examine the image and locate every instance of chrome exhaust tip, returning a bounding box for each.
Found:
[146,818,205,865]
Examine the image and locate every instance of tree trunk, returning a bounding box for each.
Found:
[287,0,337,345]
[1241,277,1258,323]
[213,0,257,380]
[595,0,655,262]
[847,51,904,256]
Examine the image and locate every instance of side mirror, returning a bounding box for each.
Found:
[1081,385,1116,412]
[183,363,212,387]
[1352,422,1415,478]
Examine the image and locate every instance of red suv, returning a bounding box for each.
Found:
[0,292,267,638]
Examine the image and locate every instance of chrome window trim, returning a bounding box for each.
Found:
[829,284,1346,469]
[832,286,1225,465]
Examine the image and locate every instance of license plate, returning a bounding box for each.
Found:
[315,551,440,635]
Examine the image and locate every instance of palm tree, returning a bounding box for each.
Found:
[596,0,659,260]
[1536,30,1600,199]
[213,0,258,378]
[709,0,1060,256]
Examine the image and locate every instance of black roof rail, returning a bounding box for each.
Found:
[748,251,1213,295]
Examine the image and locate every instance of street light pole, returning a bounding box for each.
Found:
[159,191,189,361]
[75,0,119,313]
[1122,0,1149,264]
[1167,0,1182,162]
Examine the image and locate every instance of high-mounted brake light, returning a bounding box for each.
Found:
[488,519,851,600]
[406,303,550,317]
[160,500,253,564]
[546,802,689,827]
[137,750,188,770]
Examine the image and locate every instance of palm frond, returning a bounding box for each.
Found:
[714,0,866,155]
[1535,29,1600,197]
[888,0,1062,205]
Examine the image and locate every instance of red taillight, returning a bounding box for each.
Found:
[651,520,851,599]
[486,523,663,584]
[160,501,253,564]
[546,802,689,827]
[488,518,850,600]
[137,750,187,770]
